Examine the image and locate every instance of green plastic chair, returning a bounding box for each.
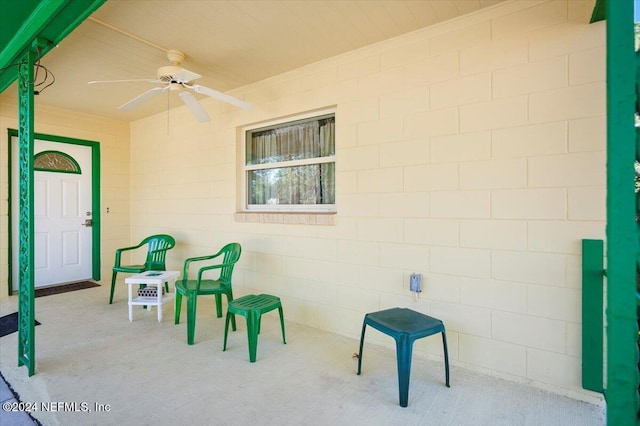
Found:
[174,242,242,345]
[223,294,286,362]
[110,234,176,304]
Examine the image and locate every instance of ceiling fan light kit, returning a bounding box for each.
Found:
[88,49,251,122]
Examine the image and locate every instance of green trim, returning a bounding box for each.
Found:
[0,0,106,92]
[590,0,606,24]
[34,150,81,173]
[605,0,639,423]
[581,239,604,393]
[92,138,102,281]
[0,0,66,68]
[7,128,11,297]
[7,128,102,289]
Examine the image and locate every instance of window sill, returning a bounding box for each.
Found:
[234,212,336,226]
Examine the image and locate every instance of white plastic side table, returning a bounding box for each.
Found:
[125,270,180,322]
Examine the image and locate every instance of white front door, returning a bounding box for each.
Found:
[11,137,93,290]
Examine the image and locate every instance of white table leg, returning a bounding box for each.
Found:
[128,284,133,322]
[157,283,163,322]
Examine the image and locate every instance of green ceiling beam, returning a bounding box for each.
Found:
[0,0,69,70]
[591,0,606,23]
[0,0,106,93]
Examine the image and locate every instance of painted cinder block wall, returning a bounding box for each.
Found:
[127,0,605,401]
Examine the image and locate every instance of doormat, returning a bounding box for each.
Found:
[0,312,40,338]
[35,281,100,298]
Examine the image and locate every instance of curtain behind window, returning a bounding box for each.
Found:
[248,117,335,206]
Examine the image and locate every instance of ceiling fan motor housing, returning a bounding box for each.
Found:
[157,65,183,82]
[158,50,187,82]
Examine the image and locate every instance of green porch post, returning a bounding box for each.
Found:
[16,42,38,376]
[606,0,639,423]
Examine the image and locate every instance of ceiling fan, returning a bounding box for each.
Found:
[88,49,251,122]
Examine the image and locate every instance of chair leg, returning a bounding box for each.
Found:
[247,311,260,362]
[174,292,182,324]
[226,294,236,331]
[223,311,233,351]
[187,295,198,345]
[278,306,287,344]
[356,318,368,375]
[396,335,413,408]
[109,270,118,304]
[229,312,237,332]
[442,330,450,388]
[214,294,223,318]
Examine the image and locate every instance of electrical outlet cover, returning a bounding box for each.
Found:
[410,273,422,292]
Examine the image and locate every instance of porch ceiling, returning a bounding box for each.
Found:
[0,0,508,122]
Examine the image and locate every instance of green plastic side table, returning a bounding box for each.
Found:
[223,294,286,362]
[357,307,450,407]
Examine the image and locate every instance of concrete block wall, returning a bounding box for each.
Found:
[128,0,604,401]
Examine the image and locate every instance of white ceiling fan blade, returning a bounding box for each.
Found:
[179,91,210,122]
[118,86,168,111]
[173,69,201,83]
[191,84,251,110]
[88,78,161,84]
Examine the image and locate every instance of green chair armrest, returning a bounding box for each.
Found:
[196,262,232,280]
[192,263,235,292]
[114,241,147,267]
[181,249,226,281]
[116,241,147,253]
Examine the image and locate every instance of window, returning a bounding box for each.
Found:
[34,150,81,173]
[243,112,335,212]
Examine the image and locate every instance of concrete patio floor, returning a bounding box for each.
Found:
[0,284,605,426]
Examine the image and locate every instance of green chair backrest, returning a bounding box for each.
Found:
[219,242,242,285]
[143,234,176,271]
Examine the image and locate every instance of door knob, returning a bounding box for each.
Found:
[82,219,93,227]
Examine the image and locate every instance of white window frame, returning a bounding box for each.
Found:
[241,108,336,213]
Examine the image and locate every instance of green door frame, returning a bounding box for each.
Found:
[7,128,102,293]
